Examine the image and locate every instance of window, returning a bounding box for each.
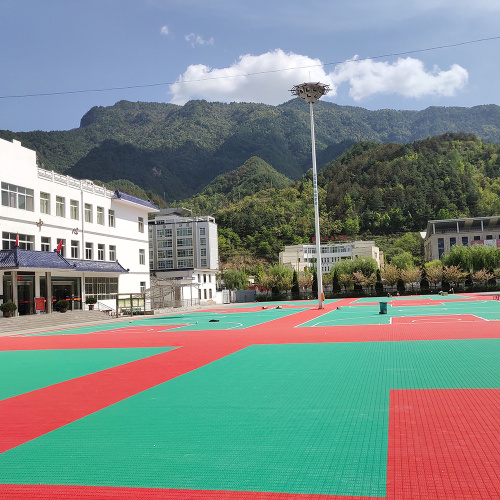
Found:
[203,274,207,283]
[139,249,145,265]
[70,199,79,220]
[201,258,207,267]
[68,240,78,258]
[450,237,456,248]
[201,248,207,257]
[97,206,104,225]
[2,232,34,250]
[204,289,207,299]
[158,260,174,269]
[176,227,192,237]
[109,245,116,261]
[486,234,493,240]
[85,204,92,223]
[462,236,468,246]
[138,217,144,233]
[198,289,202,300]
[1,182,34,211]
[158,240,172,248]
[98,244,105,261]
[177,248,193,258]
[157,228,172,237]
[108,209,115,227]
[158,250,173,259]
[200,238,207,246]
[200,227,206,236]
[140,282,146,293]
[474,236,481,241]
[56,196,65,217]
[438,238,445,259]
[85,277,118,300]
[209,289,212,299]
[177,238,193,247]
[41,236,51,252]
[177,259,193,268]
[85,242,93,260]
[40,192,50,214]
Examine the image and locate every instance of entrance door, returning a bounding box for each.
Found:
[17,282,33,315]
[52,282,74,311]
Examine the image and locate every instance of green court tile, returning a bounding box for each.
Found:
[24,322,134,336]
[302,299,500,326]
[0,347,175,400]
[0,339,497,497]
[352,294,475,304]
[131,308,310,331]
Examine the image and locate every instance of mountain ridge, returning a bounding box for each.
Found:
[1,100,499,200]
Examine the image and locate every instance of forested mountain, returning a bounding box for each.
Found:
[182,134,500,263]
[187,156,292,212]
[1,100,500,201]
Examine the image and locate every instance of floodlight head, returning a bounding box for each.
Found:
[290,82,330,104]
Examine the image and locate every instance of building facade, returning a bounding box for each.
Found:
[424,216,500,261]
[148,208,220,305]
[279,241,383,274]
[0,138,158,315]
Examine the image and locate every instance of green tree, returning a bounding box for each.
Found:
[221,269,248,290]
[267,264,293,294]
[391,251,414,270]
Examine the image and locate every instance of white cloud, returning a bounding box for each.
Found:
[169,50,468,105]
[185,33,214,48]
[160,25,169,36]
[170,50,329,105]
[331,56,468,100]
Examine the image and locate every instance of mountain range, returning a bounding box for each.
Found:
[1,99,500,201]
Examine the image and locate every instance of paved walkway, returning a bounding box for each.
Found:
[0,303,230,337]
[0,310,123,337]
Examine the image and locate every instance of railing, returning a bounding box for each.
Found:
[96,301,115,316]
[37,168,114,198]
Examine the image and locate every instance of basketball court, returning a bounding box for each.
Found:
[0,294,498,499]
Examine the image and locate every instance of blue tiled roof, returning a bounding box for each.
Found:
[0,248,128,273]
[0,249,73,269]
[113,189,159,211]
[66,258,128,273]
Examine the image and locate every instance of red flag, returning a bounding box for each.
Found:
[56,239,63,253]
[15,233,19,247]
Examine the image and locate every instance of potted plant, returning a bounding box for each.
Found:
[55,299,68,313]
[86,296,97,310]
[0,301,17,318]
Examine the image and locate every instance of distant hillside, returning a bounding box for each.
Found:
[203,134,500,262]
[1,100,500,200]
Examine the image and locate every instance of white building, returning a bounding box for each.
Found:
[279,241,383,274]
[148,208,220,306]
[424,216,500,261]
[0,138,158,315]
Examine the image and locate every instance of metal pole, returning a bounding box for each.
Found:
[309,101,323,309]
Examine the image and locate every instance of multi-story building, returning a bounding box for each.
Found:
[148,208,220,305]
[279,241,383,274]
[0,138,158,315]
[424,216,500,261]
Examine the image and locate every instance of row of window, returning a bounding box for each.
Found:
[2,232,147,265]
[2,184,146,233]
[437,235,500,258]
[198,289,213,299]
[151,237,207,248]
[153,227,206,238]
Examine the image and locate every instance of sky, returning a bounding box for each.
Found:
[1,0,500,132]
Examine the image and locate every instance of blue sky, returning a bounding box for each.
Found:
[1,0,499,132]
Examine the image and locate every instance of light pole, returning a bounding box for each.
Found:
[290,82,330,309]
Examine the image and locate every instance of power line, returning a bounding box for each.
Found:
[1,35,499,100]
